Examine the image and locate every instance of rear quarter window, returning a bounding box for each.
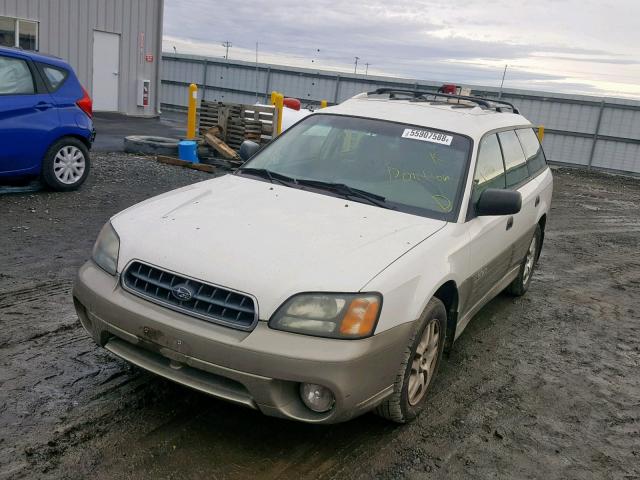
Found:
[0,55,34,94]
[498,130,528,188]
[37,63,68,92]
[516,128,547,175]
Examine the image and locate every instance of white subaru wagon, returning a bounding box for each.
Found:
[73,89,553,424]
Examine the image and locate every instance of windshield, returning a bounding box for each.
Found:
[241,114,472,220]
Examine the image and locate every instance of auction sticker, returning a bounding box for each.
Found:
[401,128,453,145]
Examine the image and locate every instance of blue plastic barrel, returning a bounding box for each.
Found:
[178,140,199,163]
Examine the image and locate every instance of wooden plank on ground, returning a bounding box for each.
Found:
[156,155,217,173]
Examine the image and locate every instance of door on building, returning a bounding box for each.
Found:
[92,31,120,111]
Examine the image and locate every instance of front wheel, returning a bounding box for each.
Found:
[375,297,447,423]
[41,137,91,191]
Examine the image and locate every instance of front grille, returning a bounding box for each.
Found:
[122,261,258,330]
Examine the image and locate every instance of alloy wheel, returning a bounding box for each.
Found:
[523,236,537,285]
[408,318,440,406]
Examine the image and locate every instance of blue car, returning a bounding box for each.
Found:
[0,46,94,191]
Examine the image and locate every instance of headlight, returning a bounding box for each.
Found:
[92,222,120,275]
[269,293,381,339]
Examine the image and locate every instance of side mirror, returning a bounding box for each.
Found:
[476,188,522,216]
[238,140,260,161]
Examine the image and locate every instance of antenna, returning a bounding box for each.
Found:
[222,41,232,60]
[498,64,508,99]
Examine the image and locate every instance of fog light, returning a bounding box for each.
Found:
[300,383,335,413]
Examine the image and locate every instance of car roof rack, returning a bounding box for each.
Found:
[367,88,520,114]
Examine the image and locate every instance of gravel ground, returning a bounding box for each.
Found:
[1,153,639,479]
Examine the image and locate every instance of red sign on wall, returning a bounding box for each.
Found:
[145,54,154,63]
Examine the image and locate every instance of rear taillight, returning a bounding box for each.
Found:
[77,86,93,118]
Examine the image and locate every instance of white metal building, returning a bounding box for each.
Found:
[0,0,164,116]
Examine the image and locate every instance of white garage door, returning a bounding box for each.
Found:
[92,31,120,112]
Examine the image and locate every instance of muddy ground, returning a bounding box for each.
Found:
[1,154,639,480]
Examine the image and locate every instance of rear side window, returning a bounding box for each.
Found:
[0,55,34,94]
[516,128,547,175]
[472,133,506,204]
[498,130,528,188]
[38,63,68,91]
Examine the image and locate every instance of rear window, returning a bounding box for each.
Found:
[498,130,528,188]
[516,128,547,176]
[38,63,68,91]
[0,55,34,94]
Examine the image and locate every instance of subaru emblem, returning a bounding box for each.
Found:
[171,284,193,301]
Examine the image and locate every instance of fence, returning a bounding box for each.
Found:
[160,53,640,176]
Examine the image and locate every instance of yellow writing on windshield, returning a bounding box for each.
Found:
[432,195,453,212]
[387,166,450,183]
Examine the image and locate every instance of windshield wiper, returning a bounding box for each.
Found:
[296,179,393,209]
[237,168,299,187]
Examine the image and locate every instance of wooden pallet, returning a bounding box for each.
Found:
[198,101,276,151]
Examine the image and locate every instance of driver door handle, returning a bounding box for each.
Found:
[506,216,514,231]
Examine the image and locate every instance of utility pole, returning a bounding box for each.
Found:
[354,56,360,74]
[222,41,232,60]
[365,62,371,76]
[255,42,259,102]
[498,64,508,99]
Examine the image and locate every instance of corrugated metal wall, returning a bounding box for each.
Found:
[0,0,163,115]
[161,53,640,175]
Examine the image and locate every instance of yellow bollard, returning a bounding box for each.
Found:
[270,91,278,106]
[537,125,545,143]
[274,93,284,136]
[186,83,198,140]
[320,99,328,109]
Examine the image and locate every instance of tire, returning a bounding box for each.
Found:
[375,297,447,423]
[507,224,542,296]
[41,137,91,191]
[124,135,180,156]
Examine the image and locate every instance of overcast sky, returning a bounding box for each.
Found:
[163,0,640,99]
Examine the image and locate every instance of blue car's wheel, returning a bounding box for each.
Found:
[41,137,91,191]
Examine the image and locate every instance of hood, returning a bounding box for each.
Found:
[113,174,446,318]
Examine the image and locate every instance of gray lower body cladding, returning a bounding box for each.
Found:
[72,261,414,424]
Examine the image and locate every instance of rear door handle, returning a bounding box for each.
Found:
[506,216,514,230]
[35,102,53,110]
[535,195,540,207]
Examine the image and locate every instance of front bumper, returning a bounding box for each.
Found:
[72,261,415,423]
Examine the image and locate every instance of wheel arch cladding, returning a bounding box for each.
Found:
[432,280,458,352]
